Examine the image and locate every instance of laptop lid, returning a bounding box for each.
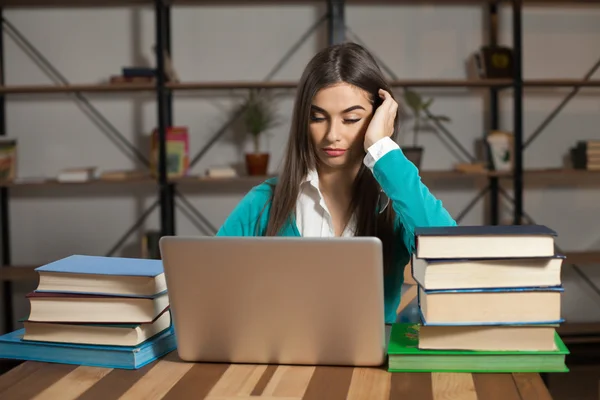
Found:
[159,236,387,366]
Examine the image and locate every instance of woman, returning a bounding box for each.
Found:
[217,42,456,324]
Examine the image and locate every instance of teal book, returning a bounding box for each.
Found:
[387,323,569,373]
[0,325,176,370]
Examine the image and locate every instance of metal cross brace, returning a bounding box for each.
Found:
[188,12,329,169]
[105,199,159,257]
[498,187,600,301]
[524,57,600,150]
[2,18,151,168]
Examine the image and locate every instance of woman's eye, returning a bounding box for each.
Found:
[344,118,361,124]
[310,115,326,122]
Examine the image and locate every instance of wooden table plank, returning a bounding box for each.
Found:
[0,362,77,399]
[390,373,434,400]
[76,361,156,400]
[302,366,354,400]
[119,352,195,400]
[250,364,278,396]
[346,367,391,400]
[0,361,43,394]
[513,373,553,400]
[472,374,522,400]
[162,363,230,400]
[205,364,268,397]
[31,366,111,400]
[431,373,477,400]
[261,365,315,398]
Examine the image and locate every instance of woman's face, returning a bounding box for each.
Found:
[309,82,373,171]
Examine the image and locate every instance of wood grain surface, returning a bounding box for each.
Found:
[0,351,554,399]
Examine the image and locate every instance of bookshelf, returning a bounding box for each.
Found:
[0,0,599,338]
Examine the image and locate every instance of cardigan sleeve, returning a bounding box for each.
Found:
[216,181,274,236]
[364,137,457,253]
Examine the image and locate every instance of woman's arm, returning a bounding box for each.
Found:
[362,88,456,253]
[365,137,456,252]
[215,181,274,236]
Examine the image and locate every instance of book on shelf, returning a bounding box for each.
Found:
[571,140,600,171]
[57,166,98,183]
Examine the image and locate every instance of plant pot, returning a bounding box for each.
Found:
[401,146,424,168]
[245,152,270,176]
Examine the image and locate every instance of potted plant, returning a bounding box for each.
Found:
[401,88,451,168]
[241,89,280,176]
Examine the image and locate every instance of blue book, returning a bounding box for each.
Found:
[414,224,557,259]
[34,255,166,297]
[417,285,564,326]
[0,325,177,370]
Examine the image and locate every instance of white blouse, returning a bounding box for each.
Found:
[294,137,399,237]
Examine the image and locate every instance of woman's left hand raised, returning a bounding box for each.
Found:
[364,89,398,152]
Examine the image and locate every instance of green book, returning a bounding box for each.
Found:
[387,323,569,373]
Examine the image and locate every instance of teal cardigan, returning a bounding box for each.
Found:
[216,147,457,323]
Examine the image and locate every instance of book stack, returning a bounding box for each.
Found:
[571,139,600,171]
[388,224,569,373]
[0,255,177,369]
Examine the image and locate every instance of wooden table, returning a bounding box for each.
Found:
[0,351,553,399]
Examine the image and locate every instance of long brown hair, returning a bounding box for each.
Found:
[264,42,400,272]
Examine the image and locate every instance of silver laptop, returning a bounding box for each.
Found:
[159,236,387,366]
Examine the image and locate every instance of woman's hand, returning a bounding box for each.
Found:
[364,89,398,152]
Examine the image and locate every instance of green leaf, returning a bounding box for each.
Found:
[403,89,423,111]
[422,98,434,109]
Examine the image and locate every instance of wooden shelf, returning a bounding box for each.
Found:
[1,168,598,188]
[168,81,298,90]
[0,176,155,188]
[524,79,600,87]
[0,83,155,94]
[3,79,600,94]
[564,251,600,265]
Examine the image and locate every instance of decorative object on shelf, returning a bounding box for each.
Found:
[0,138,16,182]
[486,130,514,171]
[150,126,189,178]
[467,45,514,79]
[401,88,451,168]
[240,89,281,176]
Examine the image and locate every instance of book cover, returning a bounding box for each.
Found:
[35,255,164,277]
[387,323,569,373]
[414,224,557,237]
[0,325,177,370]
